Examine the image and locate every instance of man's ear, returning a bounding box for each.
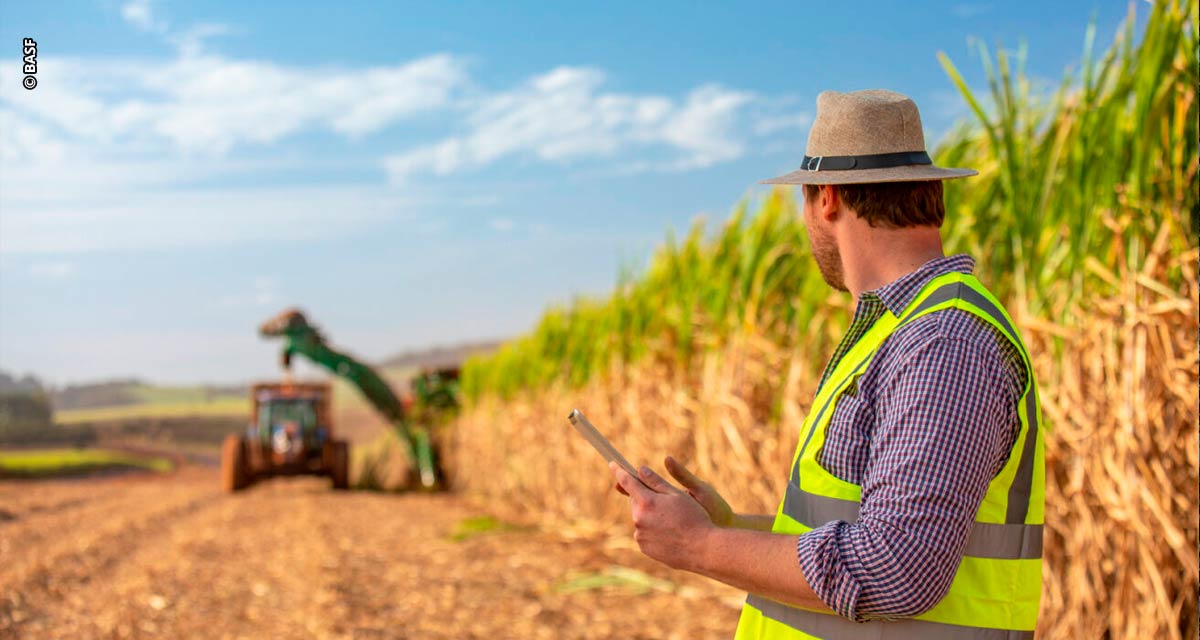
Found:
[819,185,840,222]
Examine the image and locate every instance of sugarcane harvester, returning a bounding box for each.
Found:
[268,308,443,488]
[221,308,444,492]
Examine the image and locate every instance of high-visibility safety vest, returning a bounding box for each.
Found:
[735,271,1044,640]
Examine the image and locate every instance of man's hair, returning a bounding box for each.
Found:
[803,181,945,228]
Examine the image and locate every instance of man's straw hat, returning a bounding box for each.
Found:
[762,89,977,185]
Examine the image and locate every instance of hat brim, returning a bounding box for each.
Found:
[761,165,977,185]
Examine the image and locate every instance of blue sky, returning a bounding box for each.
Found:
[0,1,1131,385]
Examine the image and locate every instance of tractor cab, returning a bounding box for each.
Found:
[221,381,348,492]
[252,389,326,464]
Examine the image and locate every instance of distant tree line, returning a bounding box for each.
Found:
[0,371,51,430]
[0,371,96,446]
[0,371,44,394]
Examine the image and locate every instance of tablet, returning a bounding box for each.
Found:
[567,409,651,489]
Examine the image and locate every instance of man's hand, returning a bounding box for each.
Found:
[611,456,774,530]
[610,461,827,610]
[610,462,715,571]
[664,456,736,528]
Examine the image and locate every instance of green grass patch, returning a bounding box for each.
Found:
[447,515,526,542]
[55,397,247,425]
[554,566,677,595]
[0,448,174,479]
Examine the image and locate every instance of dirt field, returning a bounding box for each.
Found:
[0,467,742,639]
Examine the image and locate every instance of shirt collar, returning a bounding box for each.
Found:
[861,253,976,317]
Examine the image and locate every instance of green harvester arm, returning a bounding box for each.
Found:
[259,309,439,488]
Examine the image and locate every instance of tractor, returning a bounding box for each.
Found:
[221,381,349,492]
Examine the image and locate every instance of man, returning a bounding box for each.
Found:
[610,89,1044,639]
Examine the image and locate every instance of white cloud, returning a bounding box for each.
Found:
[0,101,496,254]
[489,217,515,232]
[0,110,70,165]
[121,0,167,33]
[659,84,754,170]
[0,52,467,156]
[385,67,771,182]
[331,57,466,137]
[121,0,233,60]
[169,23,237,58]
[0,48,473,252]
[142,53,465,154]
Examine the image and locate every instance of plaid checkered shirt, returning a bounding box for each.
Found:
[794,253,1027,621]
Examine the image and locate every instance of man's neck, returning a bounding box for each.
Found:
[840,225,945,301]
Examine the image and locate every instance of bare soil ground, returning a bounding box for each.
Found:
[0,468,742,639]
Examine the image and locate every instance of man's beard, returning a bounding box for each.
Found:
[808,224,847,292]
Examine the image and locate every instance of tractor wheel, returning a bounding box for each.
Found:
[330,441,350,490]
[221,435,249,492]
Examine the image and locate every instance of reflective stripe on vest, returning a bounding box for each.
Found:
[735,273,1045,640]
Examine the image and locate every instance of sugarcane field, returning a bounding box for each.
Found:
[1,2,1196,639]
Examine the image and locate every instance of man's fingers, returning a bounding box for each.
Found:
[637,465,680,495]
[665,456,704,491]
[611,462,648,498]
[613,482,629,496]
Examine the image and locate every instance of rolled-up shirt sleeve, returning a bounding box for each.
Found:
[795,335,1019,621]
